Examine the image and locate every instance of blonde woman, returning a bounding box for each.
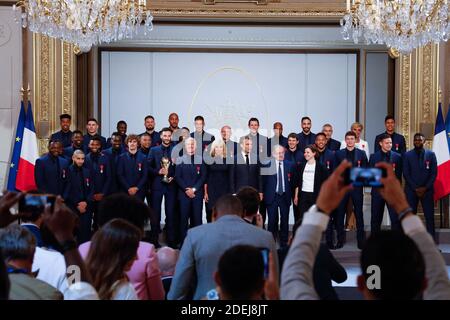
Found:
[204,139,230,222]
[340,122,370,160]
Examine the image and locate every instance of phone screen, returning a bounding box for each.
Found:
[260,248,269,279]
[350,168,385,187]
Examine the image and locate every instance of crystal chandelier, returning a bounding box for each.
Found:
[13,0,154,53]
[340,0,450,54]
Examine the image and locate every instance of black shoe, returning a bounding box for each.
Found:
[335,241,344,249]
[326,242,335,250]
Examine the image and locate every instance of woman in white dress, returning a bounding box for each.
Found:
[86,219,140,300]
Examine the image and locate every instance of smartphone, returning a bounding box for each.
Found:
[260,248,270,279]
[19,194,56,214]
[349,167,387,187]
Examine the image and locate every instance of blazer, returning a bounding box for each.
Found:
[284,148,304,168]
[245,133,270,161]
[205,162,230,210]
[63,164,93,209]
[317,149,336,174]
[148,144,177,191]
[369,150,403,182]
[117,151,149,198]
[297,161,328,197]
[190,131,215,151]
[84,152,112,196]
[167,214,278,300]
[175,155,207,198]
[229,153,263,193]
[327,138,341,152]
[50,130,72,148]
[103,146,124,194]
[262,159,296,205]
[374,132,407,155]
[268,135,288,150]
[297,132,316,151]
[403,149,437,192]
[334,148,369,168]
[82,134,107,153]
[34,154,69,196]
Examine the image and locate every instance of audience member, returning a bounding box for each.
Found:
[236,186,263,227]
[79,194,165,300]
[157,246,179,299]
[86,219,140,300]
[168,194,278,300]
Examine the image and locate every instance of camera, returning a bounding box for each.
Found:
[343,168,386,187]
[260,248,270,279]
[19,194,56,214]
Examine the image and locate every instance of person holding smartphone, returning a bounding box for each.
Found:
[63,150,93,244]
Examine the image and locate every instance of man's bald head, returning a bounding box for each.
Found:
[157,246,179,277]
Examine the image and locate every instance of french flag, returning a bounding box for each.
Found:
[15,102,38,191]
[432,103,450,201]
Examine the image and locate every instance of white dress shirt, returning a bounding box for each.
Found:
[340,138,370,160]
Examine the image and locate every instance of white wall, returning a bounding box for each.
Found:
[0,7,22,189]
[101,51,357,141]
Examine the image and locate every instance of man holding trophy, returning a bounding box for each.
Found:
[148,127,178,248]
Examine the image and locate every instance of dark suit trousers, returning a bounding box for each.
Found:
[371,192,400,233]
[298,191,317,224]
[179,194,204,243]
[337,189,365,244]
[267,194,290,247]
[325,209,338,245]
[406,188,435,237]
[70,206,92,245]
[151,188,177,245]
[91,200,100,232]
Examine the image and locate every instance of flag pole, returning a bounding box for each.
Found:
[438,88,443,228]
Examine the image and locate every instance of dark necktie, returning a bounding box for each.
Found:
[245,154,249,166]
[277,162,283,195]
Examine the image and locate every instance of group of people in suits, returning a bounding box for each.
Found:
[35,113,438,250]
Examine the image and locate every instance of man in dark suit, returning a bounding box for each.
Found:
[403,133,437,237]
[103,132,125,194]
[63,130,84,160]
[191,115,215,159]
[229,135,263,197]
[63,149,93,244]
[107,120,128,150]
[283,133,304,222]
[148,128,178,248]
[175,137,207,243]
[322,123,341,152]
[141,115,161,147]
[262,145,296,248]
[297,116,316,152]
[315,132,338,248]
[117,134,148,201]
[84,136,112,231]
[82,118,107,153]
[220,125,238,160]
[269,122,288,151]
[374,115,407,155]
[369,133,403,233]
[335,131,369,249]
[245,117,270,163]
[35,140,69,196]
[169,113,181,143]
[50,114,72,148]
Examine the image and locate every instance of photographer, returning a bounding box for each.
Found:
[280,161,450,300]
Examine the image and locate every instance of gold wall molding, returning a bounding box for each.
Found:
[33,34,76,155]
[397,43,439,150]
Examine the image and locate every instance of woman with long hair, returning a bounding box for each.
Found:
[86,219,141,300]
[294,144,328,223]
[204,139,230,222]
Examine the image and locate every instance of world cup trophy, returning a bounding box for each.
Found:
[161,157,171,183]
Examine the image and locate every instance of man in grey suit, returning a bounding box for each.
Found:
[168,194,278,300]
[281,161,450,300]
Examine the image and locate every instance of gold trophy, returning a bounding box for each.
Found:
[161,157,171,183]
